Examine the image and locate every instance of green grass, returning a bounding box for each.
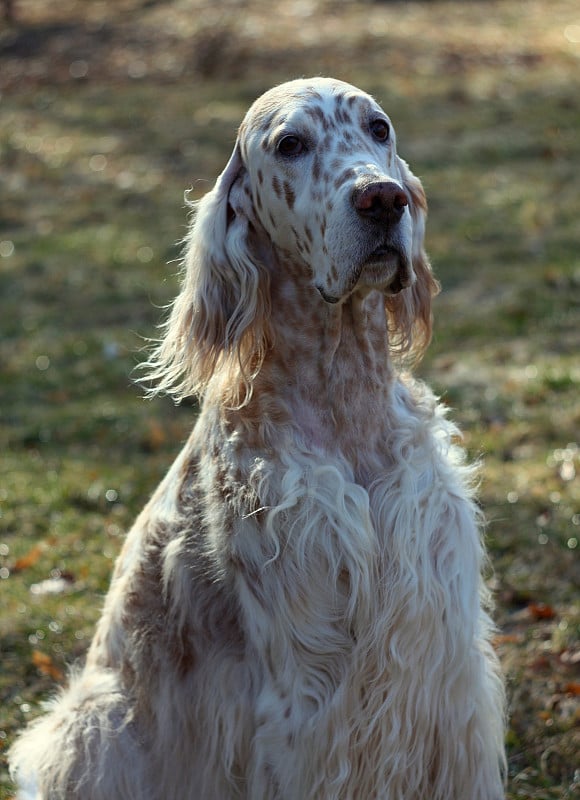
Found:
[1,1,579,796]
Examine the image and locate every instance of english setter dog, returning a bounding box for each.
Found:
[11,78,506,799]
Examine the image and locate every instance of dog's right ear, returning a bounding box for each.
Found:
[142,140,270,405]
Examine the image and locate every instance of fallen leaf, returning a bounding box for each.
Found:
[492,633,524,646]
[32,650,64,682]
[531,655,552,672]
[528,602,556,620]
[13,544,45,572]
[144,420,166,451]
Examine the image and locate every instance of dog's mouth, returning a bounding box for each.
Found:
[316,244,412,304]
[364,243,400,266]
[360,244,410,295]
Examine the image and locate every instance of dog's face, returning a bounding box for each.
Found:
[235,77,422,304]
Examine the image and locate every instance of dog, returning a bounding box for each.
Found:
[10,77,506,799]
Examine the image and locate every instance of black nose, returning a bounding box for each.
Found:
[352,181,408,226]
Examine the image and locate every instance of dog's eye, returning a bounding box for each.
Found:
[277,135,305,157]
[370,119,390,143]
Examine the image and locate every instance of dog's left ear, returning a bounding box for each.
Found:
[387,156,440,364]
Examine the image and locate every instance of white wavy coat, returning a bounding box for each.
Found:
[10,78,506,799]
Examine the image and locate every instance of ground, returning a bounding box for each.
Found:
[0,1,579,797]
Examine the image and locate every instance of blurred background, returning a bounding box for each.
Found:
[1,1,579,797]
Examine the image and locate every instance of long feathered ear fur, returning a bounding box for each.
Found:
[387,156,440,365]
[142,143,270,406]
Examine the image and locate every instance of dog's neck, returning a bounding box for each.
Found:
[223,256,396,464]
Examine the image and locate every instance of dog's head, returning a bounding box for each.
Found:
[145,78,439,403]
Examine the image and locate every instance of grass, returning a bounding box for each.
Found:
[1,1,579,796]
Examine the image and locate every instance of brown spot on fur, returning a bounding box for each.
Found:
[171,622,197,679]
[334,167,356,190]
[334,108,353,126]
[312,155,321,183]
[272,175,282,199]
[179,457,199,505]
[283,180,296,210]
[257,111,277,134]
[304,225,313,244]
[257,169,264,185]
[305,104,326,124]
